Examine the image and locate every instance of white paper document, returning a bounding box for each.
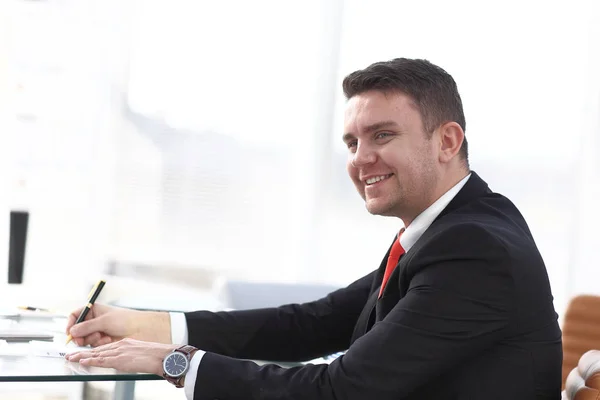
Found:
[0,340,89,358]
[30,341,90,358]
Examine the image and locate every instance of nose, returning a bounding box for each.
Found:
[351,142,376,167]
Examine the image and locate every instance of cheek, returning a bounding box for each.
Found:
[346,161,357,180]
[346,165,364,190]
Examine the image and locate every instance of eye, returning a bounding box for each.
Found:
[375,132,392,140]
[346,140,358,152]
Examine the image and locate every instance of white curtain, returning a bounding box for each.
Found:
[567,3,600,305]
[111,0,345,282]
[0,0,131,303]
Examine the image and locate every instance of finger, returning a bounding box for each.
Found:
[81,332,103,347]
[65,308,84,334]
[79,355,113,368]
[66,350,94,362]
[65,307,98,334]
[89,340,120,353]
[67,344,112,361]
[69,315,107,338]
[91,336,113,348]
[71,348,121,364]
[79,354,136,372]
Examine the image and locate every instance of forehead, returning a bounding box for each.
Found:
[344,90,419,134]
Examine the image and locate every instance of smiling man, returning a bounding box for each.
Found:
[343,90,462,225]
[66,58,562,399]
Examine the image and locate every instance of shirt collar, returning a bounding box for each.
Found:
[399,173,472,253]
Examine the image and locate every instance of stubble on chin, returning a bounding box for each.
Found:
[365,198,390,217]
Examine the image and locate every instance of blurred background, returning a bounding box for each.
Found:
[0,0,599,398]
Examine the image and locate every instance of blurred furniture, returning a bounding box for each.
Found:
[218,279,340,310]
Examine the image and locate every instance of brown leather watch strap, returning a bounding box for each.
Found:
[163,345,199,388]
[177,345,198,357]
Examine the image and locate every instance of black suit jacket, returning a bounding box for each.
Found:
[185,172,562,399]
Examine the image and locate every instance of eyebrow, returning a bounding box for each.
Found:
[342,120,399,143]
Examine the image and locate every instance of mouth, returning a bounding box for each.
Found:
[364,173,393,186]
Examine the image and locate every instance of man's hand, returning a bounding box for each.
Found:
[65,304,172,347]
[65,338,177,376]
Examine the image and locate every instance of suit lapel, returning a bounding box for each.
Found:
[376,253,407,321]
[350,290,379,343]
[350,238,395,344]
[372,171,490,322]
[351,171,492,340]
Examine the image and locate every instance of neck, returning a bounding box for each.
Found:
[436,167,470,201]
[401,167,469,227]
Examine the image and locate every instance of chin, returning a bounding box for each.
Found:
[365,201,394,217]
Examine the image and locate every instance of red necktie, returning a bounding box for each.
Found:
[378,230,405,298]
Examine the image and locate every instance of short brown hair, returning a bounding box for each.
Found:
[342,58,468,163]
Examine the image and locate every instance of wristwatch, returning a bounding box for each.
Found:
[162,345,198,388]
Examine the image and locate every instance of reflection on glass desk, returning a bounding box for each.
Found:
[0,353,160,382]
[0,313,160,400]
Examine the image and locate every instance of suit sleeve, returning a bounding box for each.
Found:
[191,225,516,400]
[184,270,376,362]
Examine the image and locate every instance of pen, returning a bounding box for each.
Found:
[65,279,106,345]
[18,306,52,312]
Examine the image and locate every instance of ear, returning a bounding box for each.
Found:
[437,122,464,164]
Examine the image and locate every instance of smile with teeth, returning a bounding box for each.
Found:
[365,174,393,185]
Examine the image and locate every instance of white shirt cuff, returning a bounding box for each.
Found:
[169,312,188,345]
[184,350,205,400]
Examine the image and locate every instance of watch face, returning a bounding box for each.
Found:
[163,352,188,377]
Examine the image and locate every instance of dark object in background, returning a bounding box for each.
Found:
[8,211,28,284]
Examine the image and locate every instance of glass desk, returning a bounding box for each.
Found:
[0,314,160,400]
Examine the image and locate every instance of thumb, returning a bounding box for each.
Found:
[69,316,107,338]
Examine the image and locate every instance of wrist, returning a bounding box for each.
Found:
[156,345,177,376]
[140,311,172,344]
[162,345,198,388]
[157,311,172,343]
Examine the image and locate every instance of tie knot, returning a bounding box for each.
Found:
[391,229,406,258]
[378,228,406,298]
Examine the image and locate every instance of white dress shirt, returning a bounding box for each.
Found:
[169,173,471,399]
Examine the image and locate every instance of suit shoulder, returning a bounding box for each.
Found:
[438,192,535,244]
[419,220,510,257]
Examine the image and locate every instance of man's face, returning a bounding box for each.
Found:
[343,90,440,223]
